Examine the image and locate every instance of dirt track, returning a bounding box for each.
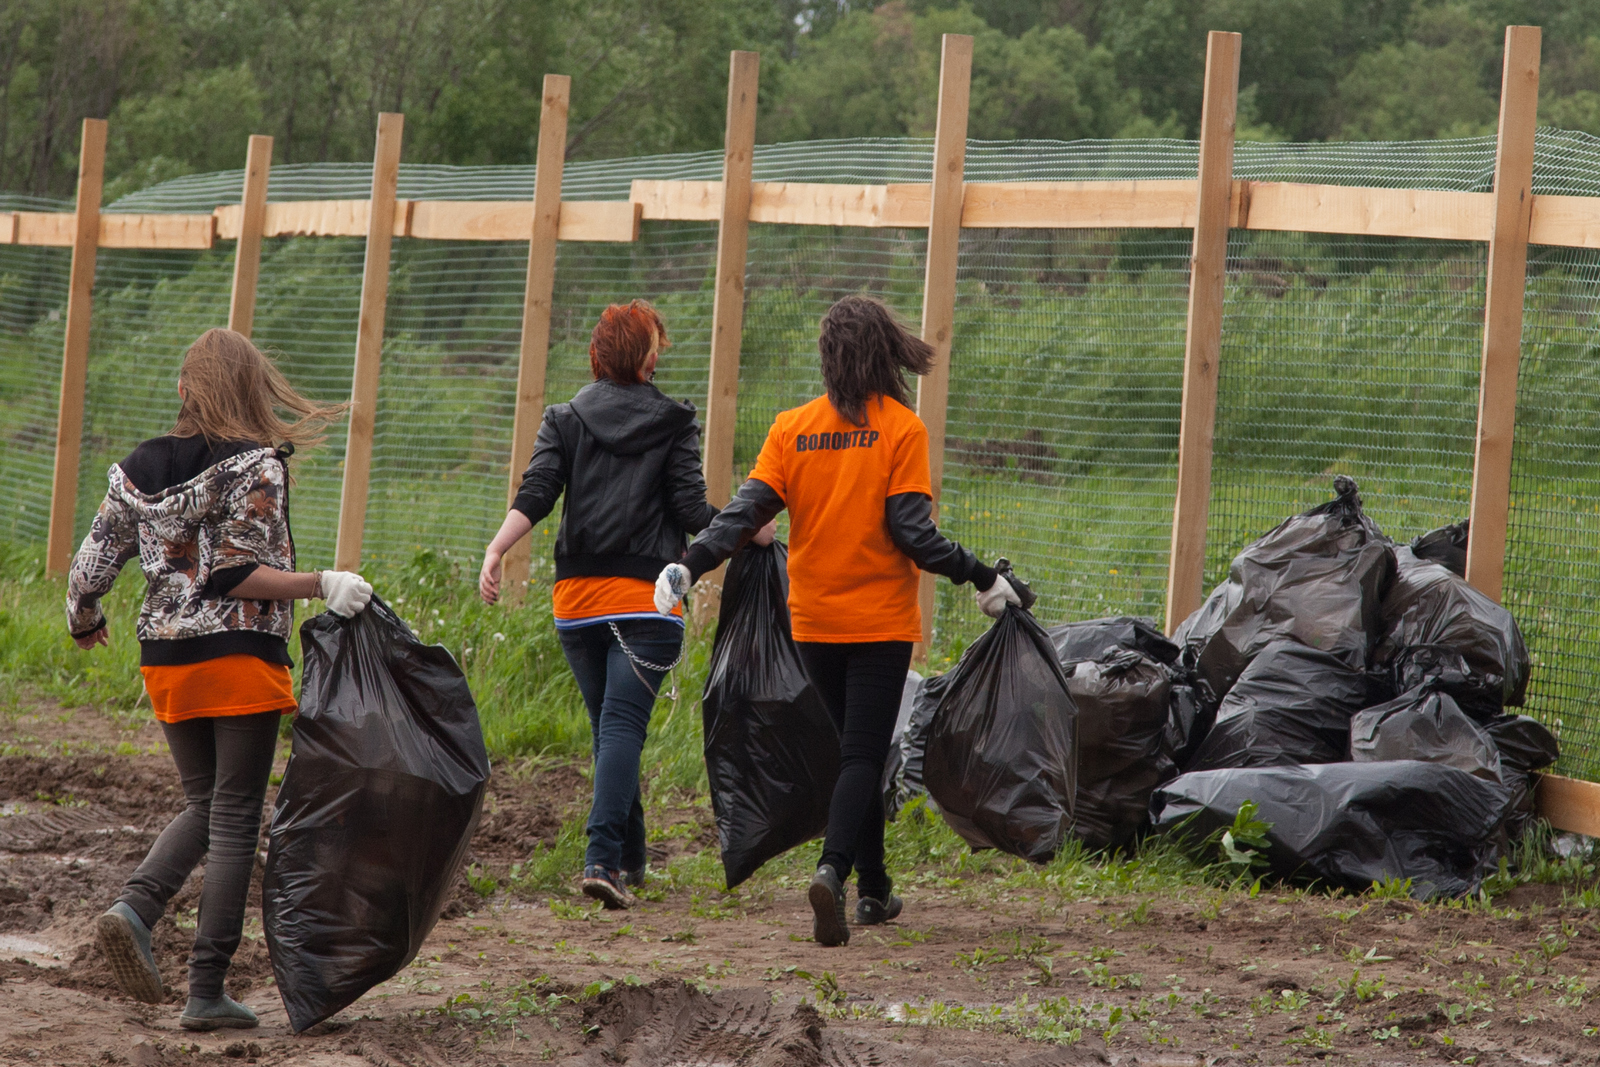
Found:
[2,703,1598,1067]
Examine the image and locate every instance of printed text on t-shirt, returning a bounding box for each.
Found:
[796,429,880,452]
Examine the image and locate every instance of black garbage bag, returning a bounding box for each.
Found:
[264,598,489,1033]
[1175,476,1395,699]
[1183,641,1368,772]
[1481,714,1560,842]
[1350,685,1503,782]
[1066,649,1179,849]
[1150,761,1511,899]
[923,604,1078,862]
[1165,683,1210,769]
[1482,714,1560,776]
[882,670,939,820]
[1049,616,1179,667]
[1377,546,1529,717]
[1412,519,1469,577]
[702,542,839,889]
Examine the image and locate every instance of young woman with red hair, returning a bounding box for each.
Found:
[480,300,732,908]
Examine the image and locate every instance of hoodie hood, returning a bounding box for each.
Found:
[108,447,279,542]
[568,380,698,456]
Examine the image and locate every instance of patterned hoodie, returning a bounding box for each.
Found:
[66,445,296,667]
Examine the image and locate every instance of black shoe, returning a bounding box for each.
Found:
[620,866,646,889]
[179,994,258,1031]
[96,903,164,1004]
[855,892,903,925]
[580,865,634,910]
[808,865,850,947]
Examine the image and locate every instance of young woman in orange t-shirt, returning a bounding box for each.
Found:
[480,301,720,910]
[67,329,372,1029]
[655,295,1019,946]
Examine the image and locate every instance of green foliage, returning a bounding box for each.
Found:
[10,1,1600,196]
[1219,799,1273,874]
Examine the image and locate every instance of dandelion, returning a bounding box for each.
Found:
[493,632,506,642]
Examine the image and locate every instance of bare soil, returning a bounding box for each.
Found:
[2,702,1598,1067]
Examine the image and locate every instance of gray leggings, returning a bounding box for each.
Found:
[118,710,280,1000]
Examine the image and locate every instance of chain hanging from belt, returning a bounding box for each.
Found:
[608,620,685,700]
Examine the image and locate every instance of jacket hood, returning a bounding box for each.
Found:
[568,380,697,456]
[107,447,279,539]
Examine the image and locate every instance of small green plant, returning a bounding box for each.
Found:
[1337,969,1386,1003]
[1370,1025,1401,1042]
[1367,875,1413,900]
[1220,800,1272,873]
[465,863,498,898]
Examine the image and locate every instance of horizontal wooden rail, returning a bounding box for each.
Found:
[12,179,1600,250]
[14,211,216,249]
[1537,773,1600,837]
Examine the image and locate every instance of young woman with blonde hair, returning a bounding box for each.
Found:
[67,328,372,1030]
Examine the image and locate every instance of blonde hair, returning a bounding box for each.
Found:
[171,329,346,449]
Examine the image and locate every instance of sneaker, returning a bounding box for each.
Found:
[620,866,646,889]
[96,902,164,1004]
[581,865,634,910]
[808,865,850,947]
[179,994,258,1031]
[855,891,903,925]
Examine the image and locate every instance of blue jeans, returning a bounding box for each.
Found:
[558,618,682,872]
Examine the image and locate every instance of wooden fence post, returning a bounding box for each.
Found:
[228,134,273,337]
[45,118,107,576]
[1466,26,1542,604]
[1163,31,1241,635]
[500,74,571,604]
[914,34,974,654]
[334,112,404,573]
[693,50,760,617]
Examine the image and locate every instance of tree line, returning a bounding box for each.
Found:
[2,0,1598,200]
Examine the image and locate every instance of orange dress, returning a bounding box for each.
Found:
[140,655,296,724]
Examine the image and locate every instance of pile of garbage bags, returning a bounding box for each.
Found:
[879,477,1555,895]
[1152,477,1554,897]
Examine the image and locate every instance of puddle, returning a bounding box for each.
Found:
[0,933,66,967]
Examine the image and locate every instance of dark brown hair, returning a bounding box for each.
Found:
[817,295,934,426]
[590,300,669,384]
[172,329,346,448]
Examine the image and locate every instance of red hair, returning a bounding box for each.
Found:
[589,300,669,384]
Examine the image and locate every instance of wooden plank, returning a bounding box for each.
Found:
[99,213,215,249]
[1536,773,1600,837]
[962,180,1198,229]
[404,198,639,242]
[215,198,411,239]
[1529,193,1600,248]
[0,212,18,244]
[915,33,974,652]
[229,134,272,336]
[693,51,760,619]
[702,51,760,511]
[46,119,107,576]
[1466,26,1541,605]
[633,179,722,221]
[1164,31,1241,635]
[334,113,404,573]
[500,74,571,605]
[1243,182,1493,241]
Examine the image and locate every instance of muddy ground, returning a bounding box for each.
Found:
[2,702,1599,1067]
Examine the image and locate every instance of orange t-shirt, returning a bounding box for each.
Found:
[552,576,683,628]
[140,654,296,724]
[748,394,932,643]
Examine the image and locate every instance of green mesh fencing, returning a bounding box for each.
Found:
[6,133,1600,777]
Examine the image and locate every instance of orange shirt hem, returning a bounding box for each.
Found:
[140,654,296,725]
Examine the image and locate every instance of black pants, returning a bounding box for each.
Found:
[117,710,280,1000]
[796,640,913,898]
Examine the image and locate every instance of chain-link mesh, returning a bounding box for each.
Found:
[10,133,1600,773]
[0,192,70,546]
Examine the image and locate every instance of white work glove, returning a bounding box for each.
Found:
[975,573,1022,619]
[321,570,373,617]
[655,563,691,614]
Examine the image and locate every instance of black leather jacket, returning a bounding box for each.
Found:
[512,380,718,582]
